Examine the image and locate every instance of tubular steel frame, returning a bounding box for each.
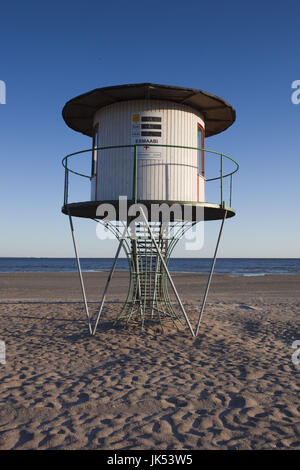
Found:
[63,144,238,337]
[67,209,227,338]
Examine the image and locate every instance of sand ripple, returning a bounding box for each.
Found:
[0,298,299,449]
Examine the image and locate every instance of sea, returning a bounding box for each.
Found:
[0,258,300,276]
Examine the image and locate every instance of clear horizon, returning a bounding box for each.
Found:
[1,256,300,260]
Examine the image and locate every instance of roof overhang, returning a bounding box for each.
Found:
[62,83,236,138]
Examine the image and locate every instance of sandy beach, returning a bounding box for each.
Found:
[0,272,299,450]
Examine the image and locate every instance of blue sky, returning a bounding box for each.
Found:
[0,0,300,258]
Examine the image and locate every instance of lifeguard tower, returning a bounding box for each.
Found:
[61,83,239,337]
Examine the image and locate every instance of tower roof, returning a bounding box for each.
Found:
[62,83,236,137]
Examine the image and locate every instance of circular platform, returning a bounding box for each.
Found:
[62,200,235,221]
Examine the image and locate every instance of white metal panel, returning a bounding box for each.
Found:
[92,100,205,202]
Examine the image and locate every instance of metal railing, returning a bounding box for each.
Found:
[62,144,239,208]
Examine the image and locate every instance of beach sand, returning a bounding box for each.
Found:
[0,272,299,450]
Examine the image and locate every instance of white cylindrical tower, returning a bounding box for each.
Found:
[91,100,205,203]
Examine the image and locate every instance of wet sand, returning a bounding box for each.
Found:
[0,272,299,449]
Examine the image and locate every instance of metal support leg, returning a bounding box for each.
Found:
[92,226,127,335]
[139,208,195,338]
[150,223,164,319]
[133,239,145,324]
[68,214,92,336]
[195,211,227,337]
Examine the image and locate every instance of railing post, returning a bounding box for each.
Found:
[133,145,138,203]
[230,174,232,207]
[64,157,69,206]
[220,153,223,206]
[64,167,67,206]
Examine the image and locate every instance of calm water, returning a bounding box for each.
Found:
[0,258,300,276]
